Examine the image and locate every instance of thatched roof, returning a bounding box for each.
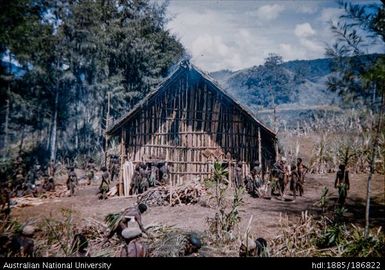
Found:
[107,61,276,137]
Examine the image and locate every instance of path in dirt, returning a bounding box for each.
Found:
[12,171,384,241]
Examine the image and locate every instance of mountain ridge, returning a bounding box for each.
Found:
[209,54,382,128]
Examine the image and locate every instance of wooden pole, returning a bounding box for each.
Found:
[258,127,262,165]
[119,129,124,196]
[275,138,279,162]
[229,159,232,188]
[105,92,111,167]
[3,82,10,160]
[168,148,172,206]
[122,130,127,197]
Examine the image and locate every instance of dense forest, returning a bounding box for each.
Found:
[0,0,184,167]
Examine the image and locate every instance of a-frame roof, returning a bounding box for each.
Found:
[106,61,276,137]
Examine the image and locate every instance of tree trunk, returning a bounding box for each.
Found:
[365,93,384,238]
[105,92,111,166]
[75,121,79,150]
[75,102,79,150]
[50,90,59,162]
[19,125,25,152]
[3,55,12,160]
[372,83,376,105]
[3,94,10,159]
[46,113,52,151]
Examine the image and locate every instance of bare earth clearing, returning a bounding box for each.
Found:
[12,170,384,251]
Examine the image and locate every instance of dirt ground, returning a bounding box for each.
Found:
[11,170,385,243]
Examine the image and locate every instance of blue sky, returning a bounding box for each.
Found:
[166,0,384,72]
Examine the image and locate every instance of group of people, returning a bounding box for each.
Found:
[0,156,58,212]
[269,156,351,205]
[1,151,353,258]
[65,156,118,199]
[231,158,308,201]
[65,158,95,197]
[129,161,169,195]
[243,161,270,199]
[269,157,308,201]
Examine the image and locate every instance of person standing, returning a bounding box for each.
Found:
[98,167,110,200]
[334,164,350,206]
[67,167,78,197]
[86,158,96,185]
[48,159,56,178]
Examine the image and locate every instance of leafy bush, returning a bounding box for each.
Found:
[205,161,244,244]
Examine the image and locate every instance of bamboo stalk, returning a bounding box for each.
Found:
[258,127,262,165]
[119,129,124,196]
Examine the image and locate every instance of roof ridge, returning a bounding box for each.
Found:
[107,61,276,137]
[189,64,276,136]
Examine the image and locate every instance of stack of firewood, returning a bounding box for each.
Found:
[137,187,169,206]
[137,182,204,207]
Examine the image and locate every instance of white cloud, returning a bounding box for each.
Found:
[256,4,284,21]
[166,1,385,71]
[190,34,239,71]
[297,5,318,14]
[279,43,294,59]
[293,23,324,57]
[299,39,324,53]
[279,43,306,61]
[189,32,270,71]
[319,8,344,23]
[191,34,230,58]
[294,23,316,38]
[168,6,277,71]
[239,29,250,39]
[279,43,292,53]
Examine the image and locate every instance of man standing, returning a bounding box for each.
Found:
[148,162,160,187]
[290,164,300,202]
[67,167,78,197]
[335,164,350,206]
[234,161,243,188]
[86,158,96,185]
[252,162,265,197]
[158,162,171,185]
[48,159,56,178]
[297,158,308,184]
[251,162,263,187]
[34,161,43,180]
[130,165,141,195]
[13,154,26,180]
[296,158,308,197]
[138,163,149,194]
[98,167,110,200]
[109,155,119,182]
[272,156,289,197]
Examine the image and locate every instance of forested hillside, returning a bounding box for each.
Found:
[211,54,381,110]
[0,0,184,165]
